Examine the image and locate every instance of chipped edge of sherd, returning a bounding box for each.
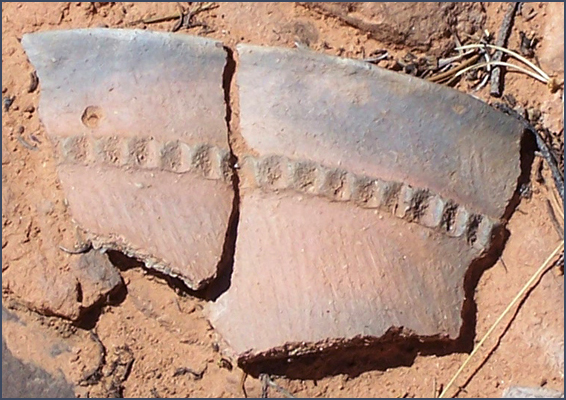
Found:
[88,236,215,291]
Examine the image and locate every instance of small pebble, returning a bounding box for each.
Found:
[3,96,15,111]
[29,134,41,144]
[527,108,542,122]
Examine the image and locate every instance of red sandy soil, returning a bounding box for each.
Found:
[2,2,563,398]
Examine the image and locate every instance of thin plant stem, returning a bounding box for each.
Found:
[439,241,565,398]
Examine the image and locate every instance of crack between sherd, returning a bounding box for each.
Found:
[203,45,241,301]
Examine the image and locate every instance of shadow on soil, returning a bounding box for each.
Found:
[73,271,128,331]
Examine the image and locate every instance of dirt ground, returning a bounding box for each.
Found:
[2,2,564,398]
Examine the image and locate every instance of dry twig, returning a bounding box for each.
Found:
[59,241,92,255]
[172,366,206,380]
[130,2,217,29]
[16,135,38,151]
[427,54,481,84]
[490,2,518,97]
[240,371,248,398]
[455,61,548,84]
[260,374,296,398]
[494,103,564,206]
[455,44,551,82]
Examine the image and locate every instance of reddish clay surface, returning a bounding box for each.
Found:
[58,165,234,289]
[211,190,472,354]
[210,44,524,361]
[22,29,234,290]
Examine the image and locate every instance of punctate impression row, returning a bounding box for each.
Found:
[55,135,233,183]
[240,154,497,250]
